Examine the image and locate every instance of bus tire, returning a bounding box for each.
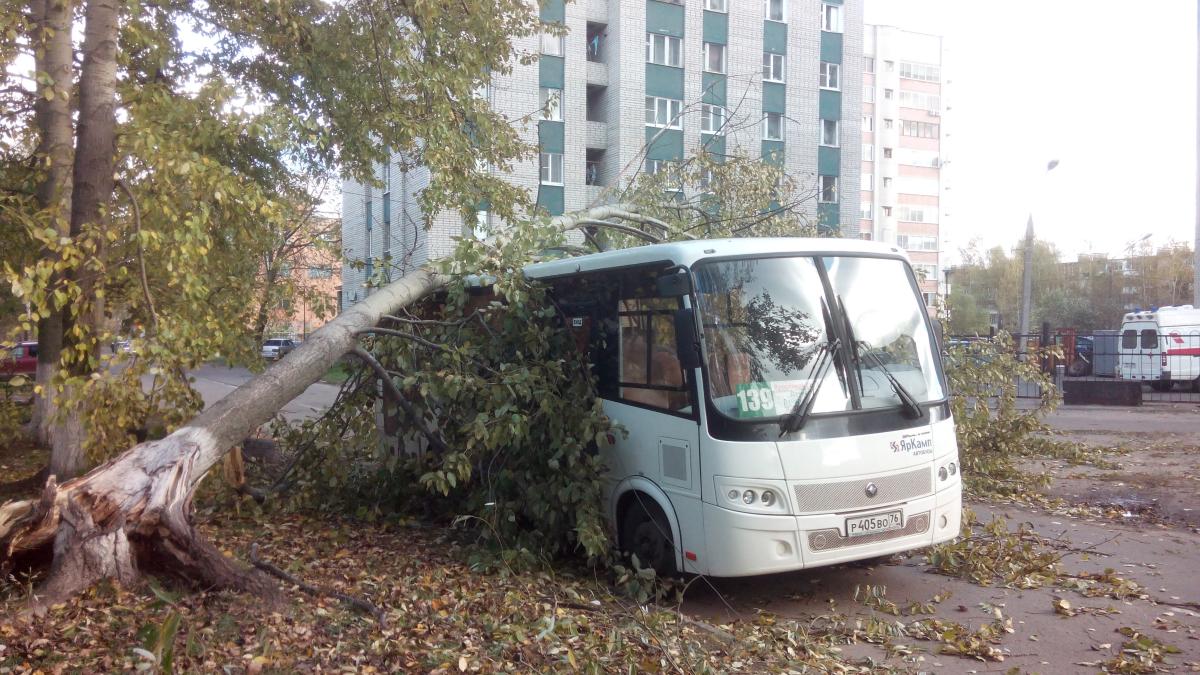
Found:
[620,497,676,577]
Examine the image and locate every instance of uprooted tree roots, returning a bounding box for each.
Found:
[1,433,277,609]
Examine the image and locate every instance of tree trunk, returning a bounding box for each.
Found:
[28,0,75,446]
[48,0,120,479]
[0,204,642,606]
[253,263,280,342]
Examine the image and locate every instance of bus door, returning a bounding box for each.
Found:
[1120,324,1160,380]
[599,282,702,573]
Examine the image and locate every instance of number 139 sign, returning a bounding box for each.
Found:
[734,383,776,418]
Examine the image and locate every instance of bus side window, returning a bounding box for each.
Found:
[1140,329,1157,350]
[618,298,689,412]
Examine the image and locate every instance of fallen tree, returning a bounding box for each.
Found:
[0,205,669,606]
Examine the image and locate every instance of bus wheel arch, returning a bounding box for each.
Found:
[613,482,681,575]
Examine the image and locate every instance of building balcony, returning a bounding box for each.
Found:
[585,121,607,150]
[586,60,608,87]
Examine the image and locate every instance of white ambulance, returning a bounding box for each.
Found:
[1117,305,1200,392]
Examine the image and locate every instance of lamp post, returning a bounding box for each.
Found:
[1017,159,1059,355]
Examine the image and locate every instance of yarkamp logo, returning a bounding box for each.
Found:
[890,435,934,455]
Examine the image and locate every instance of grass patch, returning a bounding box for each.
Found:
[320,361,354,384]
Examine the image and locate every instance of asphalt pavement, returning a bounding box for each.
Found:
[184,362,343,421]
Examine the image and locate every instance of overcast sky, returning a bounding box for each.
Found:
[865,0,1198,264]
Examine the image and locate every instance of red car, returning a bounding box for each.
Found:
[2,341,38,379]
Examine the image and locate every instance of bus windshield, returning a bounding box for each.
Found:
[693,255,945,421]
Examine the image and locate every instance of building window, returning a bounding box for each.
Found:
[883,88,893,100]
[901,120,940,138]
[704,42,726,74]
[864,58,875,73]
[539,152,563,185]
[761,52,786,83]
[472,210,489,240]
[883,147,893,158]
[645,159,681,189]
[897,206,937,224]
[819,62,840,90]
[821,3,843,32]
[898,90,941,111]
[308,266,333,279]
[861,143,873,161]
[763,111,783,140]
[882,176,892,187]
[896,234,939,250]
[645,96,683,128]
[861,172,872,187]
[701,104,727,134]
[860,202,872,220]
[884,60,894,71]
[923,292,937,306]
[540,30,564,56]
[882,206,892,216]
[912,263,938,281]
[820,119,838,147]
[863,87,874,103]
[705,0,727,10]
[818,175,837,203]
[862,115,873,132]
[646,33,683,67]
[764,0,785,22]
[540,87,562,121]
[883,118,893,129]
[899,61,941,82]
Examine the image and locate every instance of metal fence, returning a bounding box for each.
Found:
[949,327,1200,404]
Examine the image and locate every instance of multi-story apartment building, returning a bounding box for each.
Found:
[341,0,863,307]
[858,25,944,307]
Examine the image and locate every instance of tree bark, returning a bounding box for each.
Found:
[28,0,75,447]
[48,0,120,480]
[253,263,280,342]
[0,204,643,606]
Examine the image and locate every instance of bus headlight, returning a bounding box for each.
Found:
[948,462,957,476]
[715,477,790,515]
[938,467,948,481]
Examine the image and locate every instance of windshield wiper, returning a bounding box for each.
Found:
[837,296,924,420]
[778,337,840,435]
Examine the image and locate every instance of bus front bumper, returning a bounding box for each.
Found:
[698,489,961,577]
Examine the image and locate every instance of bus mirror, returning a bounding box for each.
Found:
[674,308,702,370]
[656,273,691,297]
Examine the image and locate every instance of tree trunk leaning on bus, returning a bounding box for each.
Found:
[0,205,687,607]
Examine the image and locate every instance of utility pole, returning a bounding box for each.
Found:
[1194,3,1199,306]
[1017,159,1059,354]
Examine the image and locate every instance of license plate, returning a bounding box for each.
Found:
[845,510,903,537]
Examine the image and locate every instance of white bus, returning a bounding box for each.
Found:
[524,238,962,577]
[1118,305,1200,392]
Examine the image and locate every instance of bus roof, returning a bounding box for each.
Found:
[523,237,907,280]
[1121,305,1200,326]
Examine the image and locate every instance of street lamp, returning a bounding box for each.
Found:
[1017,159,1060,354]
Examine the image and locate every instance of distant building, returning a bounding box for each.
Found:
[341,0,865,308]
[858,25,944,309]
[265,230,342,340]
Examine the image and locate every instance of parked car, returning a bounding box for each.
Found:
[2,341,38,379]
[261,338,298,360]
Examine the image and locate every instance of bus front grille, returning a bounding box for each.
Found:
[807,512,930,552]
[791,467,931,514]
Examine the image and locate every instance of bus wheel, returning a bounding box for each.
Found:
[621,499,676,576]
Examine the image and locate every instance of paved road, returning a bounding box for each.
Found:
[186,363,344,422]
